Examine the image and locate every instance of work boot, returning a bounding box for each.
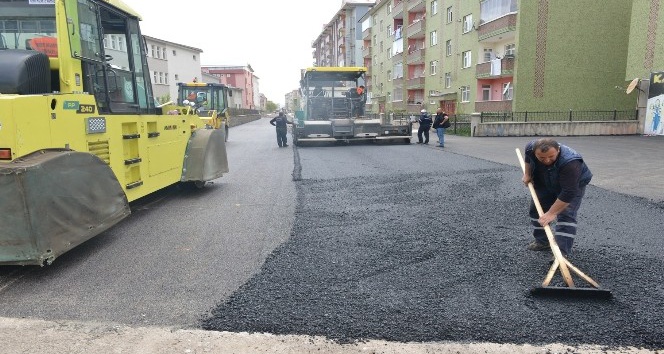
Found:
[527,241,550,251]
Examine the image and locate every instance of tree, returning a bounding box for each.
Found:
[265,101,278,112]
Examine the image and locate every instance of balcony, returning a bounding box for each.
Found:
[392,51,404,64]
[475,56,515,78]
[406,0,425,13]
[362,27,371,40]
[478,13,517,42]
[363,46,372,58]
[475,99,513,113]
[392,101,405,111]
[407,103,423,114]
[393,0,404,19]
[407,48,425,65]
[406,76,425,89]
[406,19,425,39]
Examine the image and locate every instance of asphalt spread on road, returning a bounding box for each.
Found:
[202,151,664,349]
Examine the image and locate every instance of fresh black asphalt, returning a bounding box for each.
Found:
[202,142,664,349]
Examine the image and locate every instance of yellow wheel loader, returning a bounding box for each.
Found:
[0,0,229,265]
[177,82,232,142]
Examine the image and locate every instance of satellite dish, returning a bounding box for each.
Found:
[626,78,639,94]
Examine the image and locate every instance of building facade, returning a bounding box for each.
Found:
[336,0,642,116]
[143,36,203,103]
[312,0,375,68]
[203,65,259,110]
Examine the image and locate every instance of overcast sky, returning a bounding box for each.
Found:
[121,0,345,105]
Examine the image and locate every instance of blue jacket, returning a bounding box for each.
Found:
[525,141,593,194]
[270,114,289,129]
[418,113,432,128]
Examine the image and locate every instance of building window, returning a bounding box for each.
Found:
[463,14,473,33]
[430,30,437,46]
[484,48,493,62]
[446,6,453,23]
[150,45,155,57]
[161,47,167,60]
[503,82,513,100]
[461,86,470,102]
[446,40,452,56]
[444,72,451,88]
[174,74,179,81]
[193,55,197,61]
[387,70,392,81]
[430,60,438,75]
[482,85,491,101]
[172,49,177,56]
[505,43,516,56]
[395,62,403,78]
[462,50,472,68]
[387,24,391,37]
[118,36,125,51]
[431,0,438,15]
[153,71,157,83]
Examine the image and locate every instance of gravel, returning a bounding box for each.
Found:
[202,147,664,349]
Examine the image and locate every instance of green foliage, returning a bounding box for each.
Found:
[265,101,278,112]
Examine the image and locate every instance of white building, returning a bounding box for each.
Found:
[143,36,203,103]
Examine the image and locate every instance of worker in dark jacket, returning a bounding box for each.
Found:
[269,111,293,147]
[522,138,593,257]
[417,109,432,144]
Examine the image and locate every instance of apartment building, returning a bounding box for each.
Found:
[143,36,203,103]
[312,0,375,68]
[355,0,637,115]
[202,65,259,110]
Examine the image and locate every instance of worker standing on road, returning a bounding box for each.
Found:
[270,111,293,148]
[521,138,593,258]
[417,109,432,144]
[432,108,450,147]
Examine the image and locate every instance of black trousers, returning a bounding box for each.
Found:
[276,128,288,147]
[529,186,586,256]
[417,125,430,143]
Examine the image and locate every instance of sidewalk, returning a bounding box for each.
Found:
[426,134,664,203]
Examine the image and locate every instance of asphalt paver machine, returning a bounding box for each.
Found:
[293,67,411,146]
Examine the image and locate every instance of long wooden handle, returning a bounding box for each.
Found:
[515,148,575,287]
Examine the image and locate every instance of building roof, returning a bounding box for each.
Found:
[143,35,203,53]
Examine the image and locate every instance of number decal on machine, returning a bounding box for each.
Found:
[77,104,96,114]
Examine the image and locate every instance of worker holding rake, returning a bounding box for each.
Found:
[522,138,593,258]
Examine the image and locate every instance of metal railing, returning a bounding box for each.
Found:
[480,110,638,123]
[367,113,473,136]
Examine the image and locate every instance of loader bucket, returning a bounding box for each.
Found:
[181,128,229,182]
[0,150,130,266]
